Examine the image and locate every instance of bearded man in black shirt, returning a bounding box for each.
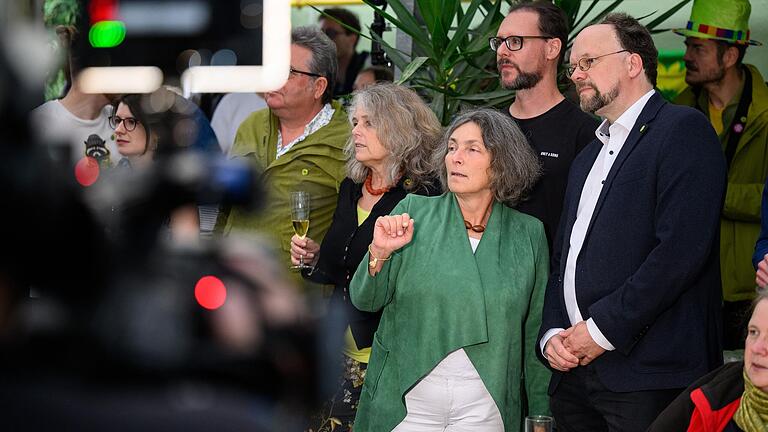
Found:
[492,1,599,256]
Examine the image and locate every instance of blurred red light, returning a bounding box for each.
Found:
[89,0,118,24]
[195,276,227,310]
[74,157,100,187]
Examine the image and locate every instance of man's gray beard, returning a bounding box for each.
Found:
[501,70,543,91]
[580,85,620,114]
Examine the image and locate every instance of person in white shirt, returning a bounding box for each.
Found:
[210,93,267,156]
[30,26,119,168]
[538,13,726,432]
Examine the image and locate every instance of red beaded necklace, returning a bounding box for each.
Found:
[364,173,391,195]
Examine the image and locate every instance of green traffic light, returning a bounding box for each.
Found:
[89,21,126,48]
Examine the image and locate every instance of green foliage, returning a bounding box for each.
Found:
[364,0,692,125]
[45,69,67,101]
[363,0,510,125]
[43,0,80,100]
[43,0,79,27]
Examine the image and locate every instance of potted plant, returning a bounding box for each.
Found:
[357,0,691,125]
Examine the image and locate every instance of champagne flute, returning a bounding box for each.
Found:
[525,415,553,432]
[290,191,311,270]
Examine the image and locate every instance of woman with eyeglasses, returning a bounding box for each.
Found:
[108,92,200,240]
[110,94,156,169]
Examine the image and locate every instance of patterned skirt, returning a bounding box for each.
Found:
[306,355,368,432]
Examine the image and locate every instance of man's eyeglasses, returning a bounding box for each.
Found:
[289,67,324,79]
[489,35,552,52]
[109,115,140,131]
[566,50,629,77]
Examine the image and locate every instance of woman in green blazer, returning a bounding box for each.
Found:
[350,109,551,431]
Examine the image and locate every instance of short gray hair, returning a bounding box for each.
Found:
[752,288,768,315]
[346,83,442,190]
[432,109,540,206]
[292,26,338,104]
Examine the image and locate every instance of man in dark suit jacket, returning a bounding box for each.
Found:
[538,13,727,432]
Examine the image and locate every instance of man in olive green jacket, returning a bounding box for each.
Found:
[673,0,768,349]
[217,27,349,267]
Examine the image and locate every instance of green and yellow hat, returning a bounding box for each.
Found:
[673,0,761,46]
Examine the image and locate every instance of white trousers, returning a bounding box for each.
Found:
[392,349,504,432]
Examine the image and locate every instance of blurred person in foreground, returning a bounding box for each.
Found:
[108,92,201,240]
[538,14,725,431]
[290,83,442,431]
[350,108,549,431]
[674,0,768,350]
[649,289,768,431]
[2,82,312,432]
[217,27,349,268]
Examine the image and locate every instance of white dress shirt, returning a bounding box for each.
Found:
[541,89,656,355]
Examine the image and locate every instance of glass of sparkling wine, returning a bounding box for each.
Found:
[525,415,553,432]
[291,191,311,270]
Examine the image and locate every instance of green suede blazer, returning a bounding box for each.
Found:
[350,193,551,431]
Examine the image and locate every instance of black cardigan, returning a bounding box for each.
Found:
[303,176,436,349]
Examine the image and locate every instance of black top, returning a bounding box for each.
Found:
[335,51,369,97]
[303,176,436,349]
[510,98,599,255]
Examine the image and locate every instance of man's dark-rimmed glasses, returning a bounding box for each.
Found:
[489,35,552,52]
[289,67,323,79]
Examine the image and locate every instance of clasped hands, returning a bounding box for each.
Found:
[544,321,606,371]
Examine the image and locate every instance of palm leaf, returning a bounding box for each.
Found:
[430,92,447,124]
[444,0,484,57]
[555,0,581,28]
[571,0,599,31]
[644,0,692,30]
[570,0,624,41]
[396,57,430,84]
[362,0,434,57]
